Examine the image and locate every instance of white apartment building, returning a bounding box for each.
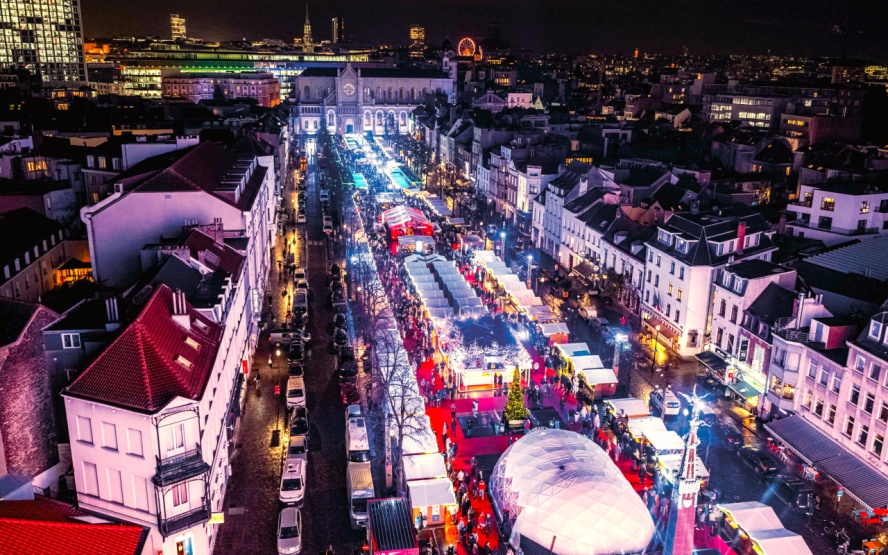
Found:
[63,286,240,555]
[558,191,616,270]
[764,303,888,512]
[532,161,592,259]
[642,208,777,357]
[786,181,888,246]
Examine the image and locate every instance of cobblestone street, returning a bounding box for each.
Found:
[214,138,363,554]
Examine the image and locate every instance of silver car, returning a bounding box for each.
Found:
[277,507,302,554]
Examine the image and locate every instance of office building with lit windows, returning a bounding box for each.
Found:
[0,0,87,86]
[170,14,187,41]
[162,71,281,107]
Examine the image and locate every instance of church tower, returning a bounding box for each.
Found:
[303,5,313,52]
[663,395,704,555]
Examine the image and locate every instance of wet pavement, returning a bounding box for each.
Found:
[214,137,364,555]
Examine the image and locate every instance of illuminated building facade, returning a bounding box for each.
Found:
[170,14,186,41]
[409,24,425,58]
[0,0,87,86]
[162,71,281,107]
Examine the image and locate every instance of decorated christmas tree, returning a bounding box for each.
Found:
[504,366,527,422]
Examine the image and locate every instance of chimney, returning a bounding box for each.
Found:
[104,297,120,332]
[171,289,191,330]
[736,220,747,255]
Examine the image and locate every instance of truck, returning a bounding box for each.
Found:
[347,461,374,529]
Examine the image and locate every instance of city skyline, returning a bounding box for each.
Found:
[81,0,888,59]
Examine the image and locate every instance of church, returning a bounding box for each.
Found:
[292,63,455,135]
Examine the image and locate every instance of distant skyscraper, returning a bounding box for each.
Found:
[170,14,187,40]
[409,24,425,58]
[634,47,639,59]
[303,5,313,52]
[0,0,87,86]
[331,17,341,44]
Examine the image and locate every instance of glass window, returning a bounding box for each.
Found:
[850,384,861,406]
[172,483,188,507]
[674,310,680,322]
[874,434,884,457]
[870,321,883,340]
[859,424,869,446]
[677,289,683,301]
[865,393,876,414]
[856,355,866,372]
[670,261,675,275]
[821,197,835,211]
[871,363,882,382]
[678,267,685,280]
[828,404,837,425]
[861,200,870,214]
[832,373,842,394]
[62,333,81,349]
[808,360,818,379]
[844,415,855,436]
[818,216,833,230]
[814,397,824,417]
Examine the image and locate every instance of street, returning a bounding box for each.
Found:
[214,138,363,554]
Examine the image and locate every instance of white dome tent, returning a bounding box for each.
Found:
[489,429,655,555]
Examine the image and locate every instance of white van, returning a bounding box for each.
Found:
[650,386,681,417]
[345,417,370,462]
[279,459,306,505]
[286,376,306,409]
[346,461,374,529]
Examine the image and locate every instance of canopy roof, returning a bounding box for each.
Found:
[490,429,655,555]
[577,368,618,386]
[539,322,569,336]
[398,235,435,247]
[403,453,448,481]
[557,343,593,358]
[627,416,668,440]
[383,205,430,228]
[407,478,457,508]
[605,398,651,419]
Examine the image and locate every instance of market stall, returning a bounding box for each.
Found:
[572,354,618,397]
[716,501,812,555]
[382,205,434,239]
[626,416,668,441]
[604,398,652,420]
[539,322,570,344]
[403,453,448,482]
[396,235,436,253]
[407,478,458,527]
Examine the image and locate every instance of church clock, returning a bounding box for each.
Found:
[342,83,356,96]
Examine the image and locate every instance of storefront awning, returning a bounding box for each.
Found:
[766,415,888,510]
[695,351,729,372]
[572,261,596,280]
[728,380,763,399]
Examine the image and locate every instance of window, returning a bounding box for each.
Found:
[828,404,837,425]
[818,216,833,230]
[654,275,659,286]
[875,435,884,457]
[670,261,675,275]
[646,270,651,283]
[101,422,117,451]
[802,389,812,409]
[861,200,870,214]
[677,289,683,301]
[648,251,654,262]
[166,423,185,455]
[850,384,861,406]
[865,393,876,414]
[86,155,95,168]
[730,305,738,323]
[82,462,99,496]
[172,483,188,507]
[656,255,661,267]
[666,304,671,317]
[844,415,855,437]
[668,283,673,296]
[733,278,744,293]
[881,403,888,424]
[832,373,842,394]
[127,428,143,457]
[98,157,107,169]
[678,266,685,280]
[716,327,724,347]
[26,160,47,172]
[859,424,870,446]
[855,354,866,373]
[808,360,818,379]
[184,337,200,351]
[870,321,883,340]
[719,299,726,317]
[76,415,93,444]
[871,363,882,383]
[674,309,680,322]
[62,333,81,349]
[819,368,830,387]
[821,197,835,211]
[815,397,824,417]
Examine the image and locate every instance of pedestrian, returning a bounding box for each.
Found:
[614,441,622,463]
[451,402,457,422]
[478,478,486,500]
[472,399,479,418]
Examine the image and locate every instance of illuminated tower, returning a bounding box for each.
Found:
[332,17,340,44]
[303,5,313,52]
[663,393,704,555]
[409,24,425,58]
[170,14,187,40]
[634,47,639,59]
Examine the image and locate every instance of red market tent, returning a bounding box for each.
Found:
[382,206,433,239]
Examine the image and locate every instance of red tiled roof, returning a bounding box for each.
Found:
[65,284,222,413]
[0,498,147,555]
[181,228,246,279]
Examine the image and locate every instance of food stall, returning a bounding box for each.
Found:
[539,322,570,345]
[403,453,448,482]
[407,478,458,527]
[604,398,652,421]
[572,354,618,397]
[382,205,434,239]
[396,235,436,254]
[716,501,812,555]
[367,498,420,555]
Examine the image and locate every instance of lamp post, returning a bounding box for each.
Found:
[527,254,534,289]
[651,324,661,373]
[500,231,507,261]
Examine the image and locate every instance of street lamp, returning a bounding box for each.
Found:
[500,231,507,260]
[527,254,534,289]
[651,324,662,373]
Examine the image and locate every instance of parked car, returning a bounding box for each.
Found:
[288,343,304,363]
[288,362,304,378]
[323,222,333,235]
[286,377,306,408]
[290,406,310,437]
[286,435,308,465]
[297,213,306,224]
[738,446,780,477]
[279,460,306,504]
[589,317,610,330]
[293,292,309,314]
[294,268,308,286]
[277,507,303,554]
[769,474,812,509]
[334,313,347,330]
[713,420,743,448]
[295,279,309,292]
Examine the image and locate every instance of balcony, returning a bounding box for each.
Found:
[773,317,812,344]
[159,503,211,537]
[154,446,210,487]
[766,391,796,412]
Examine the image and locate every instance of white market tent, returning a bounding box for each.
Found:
[407,478,458,526]
[718,502,812,555]
[403,453,448,482]
[527,305,560,322]
[539,322,570,337]
[557,343,593,358]
[489,429,655,555]
[401,415,439,456]
[578,367,618,387]
[644,430,685,456]
[398,235,435,249]
[605,398,652,419]
[659,454,710,483]
[627,416,668,440]
[472,250,499,263]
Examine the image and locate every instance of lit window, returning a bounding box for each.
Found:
[184,337,200,351]
[870,321,883,340]
[176,355,193,369]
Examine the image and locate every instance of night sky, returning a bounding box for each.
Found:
[84,0,888,59]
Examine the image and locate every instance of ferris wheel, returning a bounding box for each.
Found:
[457,37,476,57]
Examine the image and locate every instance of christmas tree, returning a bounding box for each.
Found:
[504,366,527,422]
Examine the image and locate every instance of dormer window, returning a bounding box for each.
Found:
[676,238,687,253]
[733,278,744,293]
[176,355,193,369]
[185,337,200,351]
[657,229,673,246]
[871,320,884,341]
[722,272,732,287]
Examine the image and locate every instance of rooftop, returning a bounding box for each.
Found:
[725,259,793,280]
[746,283,797,325]
[0,208,64,268]
[0,297,39,348]
[64,285,222,413]
[803,235,888,282]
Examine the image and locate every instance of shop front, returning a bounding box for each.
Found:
[641,310,680,356]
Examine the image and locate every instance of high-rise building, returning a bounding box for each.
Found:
[409,24,425,58]
[331,17,341,44]
[0,0,87,86]
[170,14,187,40]
[303,5,313,52]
